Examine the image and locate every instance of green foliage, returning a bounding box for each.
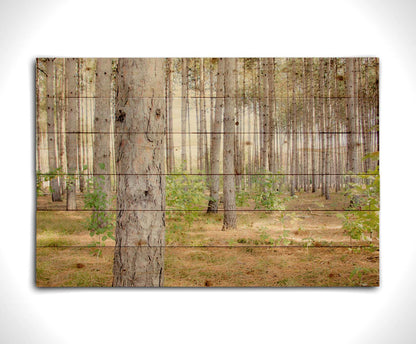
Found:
[341,157,379,240]
[36,167,64,196]
[235,189,250,207]
[251,172,292,210]
[349,267,377,286]
[166,169,208,229]
[36,170,44,196]
[83,164,115,255]
[166,223,186,245]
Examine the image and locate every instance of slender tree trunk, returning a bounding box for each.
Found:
[200,58,209,174]
[181,58,188,170]
[310,59,317,193]
[165,58,175,173]
[290,59,297,196]
[346,58,358,183]
[260,58,268,172]
[363,58,370,173]
[36,59,42,173]
[113,58,166,287]
[267,58,276,176]
[207,58,224,213]
[324,59,332,200]
[65,58,79,210]
[302,59,309,192]
[55,59,67,194]
[241,59,247,189]
[222,58,237,230]
[195,66,202,171]
[234,58,242,192]
[93,58,113,226]
[78,59,86,193]
[46,58,62,201]
[187,82,192,173]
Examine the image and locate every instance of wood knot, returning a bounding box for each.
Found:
[116,110,126,123]
[155,108,161,117]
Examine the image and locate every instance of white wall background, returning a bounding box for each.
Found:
[0,0,415,343]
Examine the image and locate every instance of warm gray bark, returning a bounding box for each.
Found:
[55,59,67,195]
[319,58,326,197]
[290,59,297,196]
[362,58,370,173]
[78,59,86,193]
[324,59,332,200]
[200,58,209,174]
[260,58,268,172]
[36,59,42,172]
[113,58,166,287]
[46,58,62,201]
[181,58,188,170]
[93,58,113,211]
[65,58,78,210]
[222,58,237,230]
[207,58,224,213]
[302,58,309,192]
[310,59,317,193]
[166,58,175,172]
[234,58,242,192]
[346,58,358,183]
[267,58,277,175]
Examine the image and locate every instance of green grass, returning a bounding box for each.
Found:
[37,211,89,235]
[37,231,76,247]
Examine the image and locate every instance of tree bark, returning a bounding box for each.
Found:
[46,58,62,201]
[267,58,276,176]
[222,58,237,230]
[200,58,209,174]
[207,58,224,213]
[167,59,175,172]
[181,58,188,170]
[93,58,113,222]
[346,58,358,183]
[65,58,78,210]
[55,59,67,195]
[113,58,166,287]
[78,59,86,193]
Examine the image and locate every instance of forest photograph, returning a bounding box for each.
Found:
[36,57,379,287]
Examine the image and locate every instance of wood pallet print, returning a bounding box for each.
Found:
[35,58,379,287]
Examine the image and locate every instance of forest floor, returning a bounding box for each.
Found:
[36,192,379,287]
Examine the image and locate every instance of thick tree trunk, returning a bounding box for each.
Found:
[113,58,166,287]
[222,58,237,230]
[46,58,62,202]
[93,58,113,224]
[207,58,224,213]
[65,58,78,210]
